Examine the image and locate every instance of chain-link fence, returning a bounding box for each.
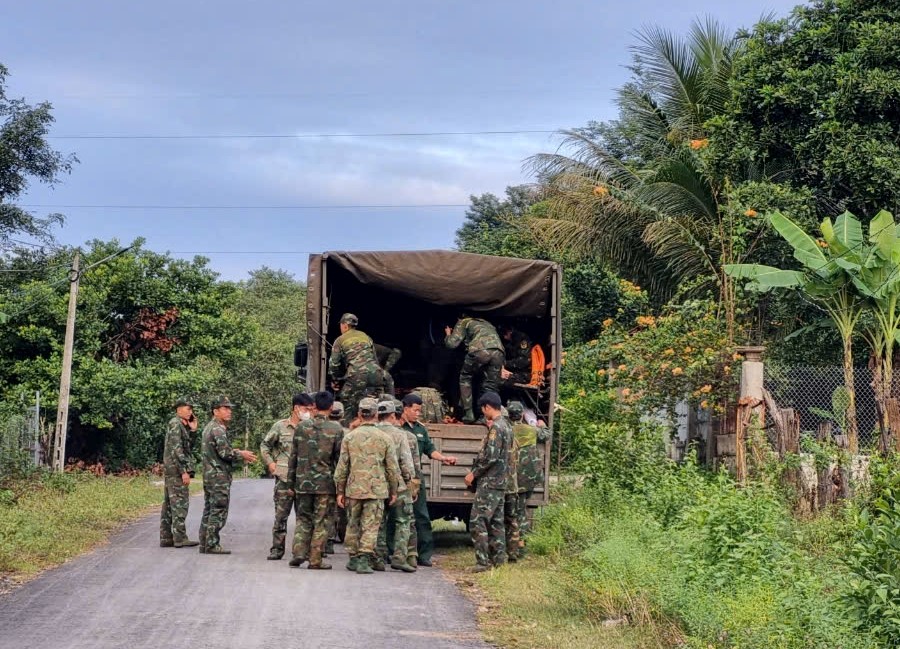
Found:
[764,364,879,449]
[0,396,43,478]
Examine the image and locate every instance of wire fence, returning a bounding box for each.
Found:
[764,364,879,449]
[0,396,44,479]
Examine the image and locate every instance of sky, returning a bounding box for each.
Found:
[3,0,801,280]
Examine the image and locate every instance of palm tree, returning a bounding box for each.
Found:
[527,18,748,337]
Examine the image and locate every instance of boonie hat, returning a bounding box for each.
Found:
[506,401,524,416]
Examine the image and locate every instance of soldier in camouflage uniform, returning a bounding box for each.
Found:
[374,400,418,573]
[260,393,314,560]
[329,313,384,424]
[160,397,199,548]
[500,326,533,388]
[287,391,344,569]
[503,402,525,561]
[445,315,505,423]
[510,402,551,557]
[387,399,421,566]
[465,391,513,572]
[333,397,401,574]
[374,343,402,396]
[199,397,257,555]
[326,401,349,553]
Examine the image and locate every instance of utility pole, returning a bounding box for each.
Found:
[52,253,80,473]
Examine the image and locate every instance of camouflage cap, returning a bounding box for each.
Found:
[358,397,378,413]
[376,400,395,415]
[392,399,404,415]
[211,396,237,410]
[331,401,345,415]
[174,396,195,408]
[506,400,524,416]
[340,313,359,326]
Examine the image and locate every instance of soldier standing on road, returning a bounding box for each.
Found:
[333,397,401,575]
[326,401,349,554]
[199,397,257,555]
[375,400,418,573]
[160,397,200,548]
[445,314,505,423]
[464,391,513,572]
[509,401,551,558]
[328,313,384,424]
[286,391,344,570]
[260,393,314,560]
[400,393,457,567]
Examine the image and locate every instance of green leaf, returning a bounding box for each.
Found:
[833,211,864,253]
[724,263,803,288]
[769,211,829,272]
[869,209,896,260]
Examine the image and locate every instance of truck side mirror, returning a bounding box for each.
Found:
[294,342,308,370]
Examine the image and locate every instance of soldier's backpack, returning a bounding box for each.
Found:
[413,387,446,423]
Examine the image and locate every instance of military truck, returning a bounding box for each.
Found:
[297,250,561,522]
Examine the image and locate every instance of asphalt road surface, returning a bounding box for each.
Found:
[0,479,488,649]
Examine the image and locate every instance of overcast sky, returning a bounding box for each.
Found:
[3,0,800,280]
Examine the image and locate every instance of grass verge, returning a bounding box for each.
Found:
[0,471,176,580]
[438,540,662,648]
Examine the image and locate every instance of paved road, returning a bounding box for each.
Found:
[0,479,487,649]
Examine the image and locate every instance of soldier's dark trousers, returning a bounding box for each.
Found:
[160,476,189,543]
[413,480,434,561]
[200,479,231,550]
[503,493,520,558]
[293,493,334,564]
[516,490,533,537]
[344,498,385,557]
[470,487,506,566]
[270,478,295,557]
[459,349,504,419]
[380,492,412,563]
[340,371,385,424]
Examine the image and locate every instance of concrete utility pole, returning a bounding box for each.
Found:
[52,253,80,473]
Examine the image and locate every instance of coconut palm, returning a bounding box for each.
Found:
[526,18,748,336]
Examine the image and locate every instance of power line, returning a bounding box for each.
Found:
[19,203,469,210]
[48,129,557,140]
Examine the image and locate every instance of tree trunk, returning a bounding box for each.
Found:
[842,335,858,453]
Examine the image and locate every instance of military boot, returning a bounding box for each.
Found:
[174,540,200,548]
[288,556,306,567]
[391,560,416,573]
[160,539,175,548]
[371,554,385,572]
[308,549,332,570]
[407,555,417,568]
[267,550,283,561]
[356,554,374,574]
[206,546,232,555]
[346,555,359,571]
[325,540,335,555]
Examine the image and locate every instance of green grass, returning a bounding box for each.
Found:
[0,471,170,577]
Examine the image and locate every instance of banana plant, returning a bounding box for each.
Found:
[725,211,864,450]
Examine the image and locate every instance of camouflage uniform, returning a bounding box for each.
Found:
[375,420,417,567]
[286,414,343,566]
[327,405,349,548]
[259,418,298,558]
[199,419,246,551]
[402,419,436,562]
[503,434,520,560]
[160,416,194,545]
[503,330,532,387]
[469,415,513,567]
[445,318,505,421]
[329,329,384,423]
[375,344,402,396]
[333,422,401,569]
[514,420,552,540]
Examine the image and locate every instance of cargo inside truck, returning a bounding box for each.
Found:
[302,250,561,519]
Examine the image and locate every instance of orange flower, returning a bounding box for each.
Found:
[636,315,656,328]
[700,399,709,409]
[602,318,614,328]
[597,369,607,376]
[672,367,684,375]
[684,346,693,353]
[577,389,586,397]
[744,209,757,217]
[732,353,743,362]
[621,388,631,396]
[664,348,675,356]
[588,339,598,346]
[690,138,709,150]
[816,239,829,249]
[699,384,712,394]
[593,185,609,197]
[618,364,627,371]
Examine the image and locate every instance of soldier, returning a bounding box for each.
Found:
[464,391,513,572]
[160,397,199,548]
[199,397,257,555]
[375,400,418,573]
[445,314,505,423]
[502,403,523,562]
[260,393,314,560]
[508,401,551,558]
[333,397,401,575]
[500,326,532,388]
[374,343,402,396]
[328,313,383,423]
[400,393,457,567]
[388,399,421,567]
[286,391,344,570]
[326,401,349,554]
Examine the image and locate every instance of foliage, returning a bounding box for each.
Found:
[714,0,900,219]
[0,63,76,248]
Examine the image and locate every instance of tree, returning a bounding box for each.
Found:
[713,0,900,219]
[0,63,76,245]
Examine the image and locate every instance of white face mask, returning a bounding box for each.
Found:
[300,411,311,421]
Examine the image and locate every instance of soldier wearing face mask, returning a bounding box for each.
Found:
[260,392,315,560]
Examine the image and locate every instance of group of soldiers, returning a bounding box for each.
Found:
[331,312,533,425]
